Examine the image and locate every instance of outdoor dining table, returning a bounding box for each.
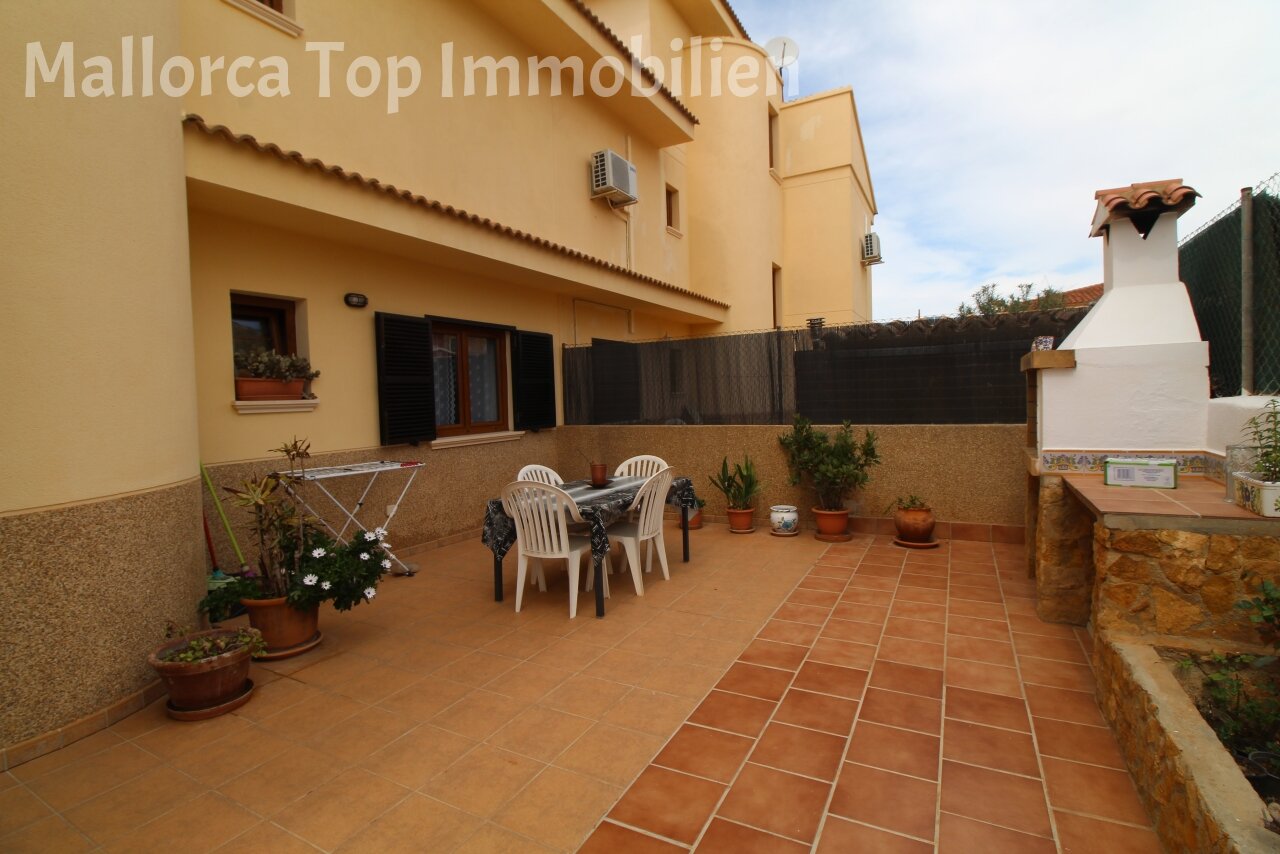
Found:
[482,475,699,618]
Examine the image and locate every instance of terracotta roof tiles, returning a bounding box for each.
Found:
[183,114,727,310]
[1062,283,1103,307]
[1094,178,1198,214]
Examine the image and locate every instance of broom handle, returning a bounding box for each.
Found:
[201,462,247,569]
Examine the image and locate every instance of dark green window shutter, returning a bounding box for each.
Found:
[591,338,641,423]
[512,330,556,431]
[375,312,436,445]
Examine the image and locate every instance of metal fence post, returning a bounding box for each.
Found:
[1241,186,1254,394]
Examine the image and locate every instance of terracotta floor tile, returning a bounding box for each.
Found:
[541,674,631,719]
[168,723,292,788]
[1017,656,1096,692]
[483,660,574,703]
[821,617,883,645]
[257,691,365,741]
[848,575,900,593]
[604,689,698,737]
[579,820,685,853]
[716,661,794,701]
[495,766,621,850]
[757,619,822,647]
[869,661,944,699]
[773,689,858,735]
[99,791,256,854]
[829,762,937,841]
[889,600,947,623]
[817,816,933,853]
[360,724,477,790]
[948,599,1009,621]
[798,574,849,593]
[339,793,483,853]
[532,637,610,672]
[832,601,890,625]
[718,762,830,843]
[607,765,724,845]
[790,661,868,700]
[63,767,206,847]
[219,744,343,816]
[859,687,942,735]
[877,636,945,670]
[947,614,1009,641]
[557,722,664,787]
[584,648,663,685]
[307,704,417,766]
[8,729,123,783]
[688,690,777,738]
[0,786,52,837]
[1023,684,1105,727]
[811,563,856,578]
[1054,811,1163,853]
[900,573,948,591]
[1012,633,1088,664]
[698,817,810,852]
[847,721,940,780]
[944,687,1030,733]
[431,690,529,741]
[945,659,1023,698]
[857,563,903,578]
[946,634,1016,667]
[1041,757,1150,825]
[272,767,409,850]
[421,745,545,817]
[452,823,557,853]
[377,674,473,722]
[808,637,877,670]
[894,586,947,605]
[787,588,840,608]
[750,722,846,781]
[772,602,830,625]
[653,721,755,784]
[937,812,1057,853]
[883,617,946,644]
[939,761,1052,838]
[1032,717,1125,768]
[943,718,1040,777]
[739,638,809,670]
[27,742,161,811]
[0,816,93,853]
[840,587,895,606]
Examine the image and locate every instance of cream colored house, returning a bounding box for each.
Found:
[0,0,876,751]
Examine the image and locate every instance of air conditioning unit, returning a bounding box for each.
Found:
[861,232,883,265]
[590,149,638,207]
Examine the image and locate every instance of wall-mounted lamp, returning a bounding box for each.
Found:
[344,292,369,308]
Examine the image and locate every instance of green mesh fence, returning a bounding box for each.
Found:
[1179,172,1280,396]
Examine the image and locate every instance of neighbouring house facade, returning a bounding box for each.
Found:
[0,0,877,750]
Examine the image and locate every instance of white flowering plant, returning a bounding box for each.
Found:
[290,528,393,612]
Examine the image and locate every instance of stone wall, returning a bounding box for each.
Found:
[1093,528,1280,642]
[1033,475,1095,624]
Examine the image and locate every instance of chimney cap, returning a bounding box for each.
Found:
[1089,179,1199,237]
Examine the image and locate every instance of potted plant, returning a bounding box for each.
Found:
[888,494,938,548]
[708,455,761,533]
[681,496,707,530]
[200,439,392,658]
[1234,399,1280,518]
[147,624,264,720]
[234,348,320,401]
[780,415,879,541]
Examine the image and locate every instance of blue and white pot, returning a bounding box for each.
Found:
[770,505,799,536]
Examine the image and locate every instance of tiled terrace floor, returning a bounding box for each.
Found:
[0,525,1161,853]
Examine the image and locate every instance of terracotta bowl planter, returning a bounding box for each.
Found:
[893,508,936,543]
[812,507,851,542]
[147,629,256,720]
[241,597,322,660]
[726,507,755,533]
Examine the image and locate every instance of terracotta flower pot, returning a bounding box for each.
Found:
[726,507,755,533]
[893,508,936,543]
[812,507,851,542]
[241,597,321,659]
[681,508,703,530]
[590,462,608,486]
[148,629,255,720]
[234,377,304,401]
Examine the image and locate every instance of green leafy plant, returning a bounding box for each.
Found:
[1186,652,1280,765]
[1242,398,1280,482]
[707,455,761,510]
[956,282,1066,317]
[779,415,880,511]
[234,348,320,382]
[160,627,265,662]
[888,494,930,512]
[1239,577,1280,663]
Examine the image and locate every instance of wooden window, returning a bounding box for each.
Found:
[231,294,297,359]
[257,0,285,11]
[432,323,508,437]
[768,106,779,170]
[665,185,680,231]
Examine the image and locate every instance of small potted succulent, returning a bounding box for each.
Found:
[1234,399,1280,518]
[888,494,937,547]
[780,415,879,541]
[147,624,264,720]
[708,455,761,533]
[234,348,320,401]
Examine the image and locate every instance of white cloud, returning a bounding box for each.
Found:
[733,0,1280,319]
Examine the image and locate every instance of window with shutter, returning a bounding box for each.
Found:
[512,331,556,430]
[375,313,436,446]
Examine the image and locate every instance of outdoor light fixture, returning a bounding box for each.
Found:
[344,292,369,308]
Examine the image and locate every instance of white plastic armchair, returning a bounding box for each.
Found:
[587,467,673,598]
[501,481,592,618]
[516,464,564,485]
[614,455,668,479]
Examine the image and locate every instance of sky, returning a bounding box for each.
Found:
[731,0,1280,321]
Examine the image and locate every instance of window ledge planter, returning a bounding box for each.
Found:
[235,377,305,401]
[1233,472,1280,518]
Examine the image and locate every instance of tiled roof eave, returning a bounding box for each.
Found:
[182,114,727,311]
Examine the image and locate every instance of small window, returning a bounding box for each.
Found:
[432,323,508,436]
[231,294,297,360]
[768,106,779,170]
[665,185,681,231]
[257,0,284,11]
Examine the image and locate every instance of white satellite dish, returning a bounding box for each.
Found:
[765,36,800,69]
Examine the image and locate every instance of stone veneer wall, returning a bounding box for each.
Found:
[0,480,205,747]
[1094,636,1277,854]
[1093,527,1280,641]
[1033,475,1095,623]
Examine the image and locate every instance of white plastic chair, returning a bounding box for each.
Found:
[517,464,563,485]
[588,467,673,598]
[614,455,668,479]
[501,481,592,618]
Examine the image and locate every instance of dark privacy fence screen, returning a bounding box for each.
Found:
[564,309,1089,426]
[1179,173,1280,396]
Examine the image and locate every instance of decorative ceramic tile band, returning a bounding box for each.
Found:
[1040,450,1216,477]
